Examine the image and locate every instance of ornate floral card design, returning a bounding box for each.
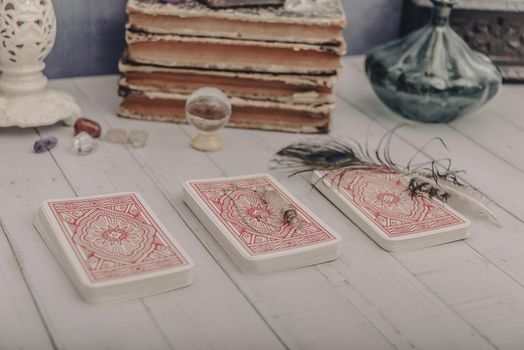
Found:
[322,170,466,237]
[189,176,336,255]
[47,193,189,283]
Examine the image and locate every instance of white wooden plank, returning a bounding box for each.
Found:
[442,83,524,176]
[400,244,524,349]
[450,109,524,173]
[340,57,524,221]
[484,85,524,130]
[0,127,173,350]
[75,76,398,350]
[0,216,53,350]
[77,74,501,349]
[44,78,287,350]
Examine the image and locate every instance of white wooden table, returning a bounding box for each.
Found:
[1,56,524,350]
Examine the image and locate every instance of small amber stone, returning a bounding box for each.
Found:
[74,118,101,138]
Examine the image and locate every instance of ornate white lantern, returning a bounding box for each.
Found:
[0,0,81,127]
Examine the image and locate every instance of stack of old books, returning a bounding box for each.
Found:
[118,0,346,133]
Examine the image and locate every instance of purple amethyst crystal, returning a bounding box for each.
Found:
[33,137,58,153]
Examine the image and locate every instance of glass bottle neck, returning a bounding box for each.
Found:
[431,3,452,26]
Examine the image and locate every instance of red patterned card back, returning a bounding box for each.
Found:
[322,170,466,237]
[47,193,190,283]
[189,176,337,256]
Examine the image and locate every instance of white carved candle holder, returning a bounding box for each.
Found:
[0,0,81,127]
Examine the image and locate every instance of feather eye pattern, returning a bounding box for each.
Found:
[273,131,500,226]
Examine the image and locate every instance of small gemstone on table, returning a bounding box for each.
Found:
[74,118,101,138]
[105,128,127,144]
[33,136,58,153]
[72,131,97,155]
[126,130,149,148]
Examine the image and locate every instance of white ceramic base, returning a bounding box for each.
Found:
[191,132,224,152]
[0,89,81,128]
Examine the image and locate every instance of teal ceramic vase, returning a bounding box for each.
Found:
[365,0,502,123]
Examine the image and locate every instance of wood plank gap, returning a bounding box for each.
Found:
[312,261,406,350]
[485,107,524,132]
[447,123,524,176]
[34,128,79,197]
[389,249,500,350]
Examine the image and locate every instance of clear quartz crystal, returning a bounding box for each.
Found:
[72,131,97,155]
[186,87,232,152]
[261,187,302,229]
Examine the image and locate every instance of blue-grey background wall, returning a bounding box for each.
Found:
[45,0,403,78]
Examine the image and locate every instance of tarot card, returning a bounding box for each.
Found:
[40,192,193,285]
[313,169,470,249]
[184,174,341,272]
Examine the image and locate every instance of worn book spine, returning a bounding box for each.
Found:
[118,93,331,134]
[118,61,336,105]
[127,14,344,45]
[126,31,345,75]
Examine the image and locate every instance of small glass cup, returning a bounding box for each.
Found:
[185,87,232,151]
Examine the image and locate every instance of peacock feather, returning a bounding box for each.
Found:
[273,129,500,226]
